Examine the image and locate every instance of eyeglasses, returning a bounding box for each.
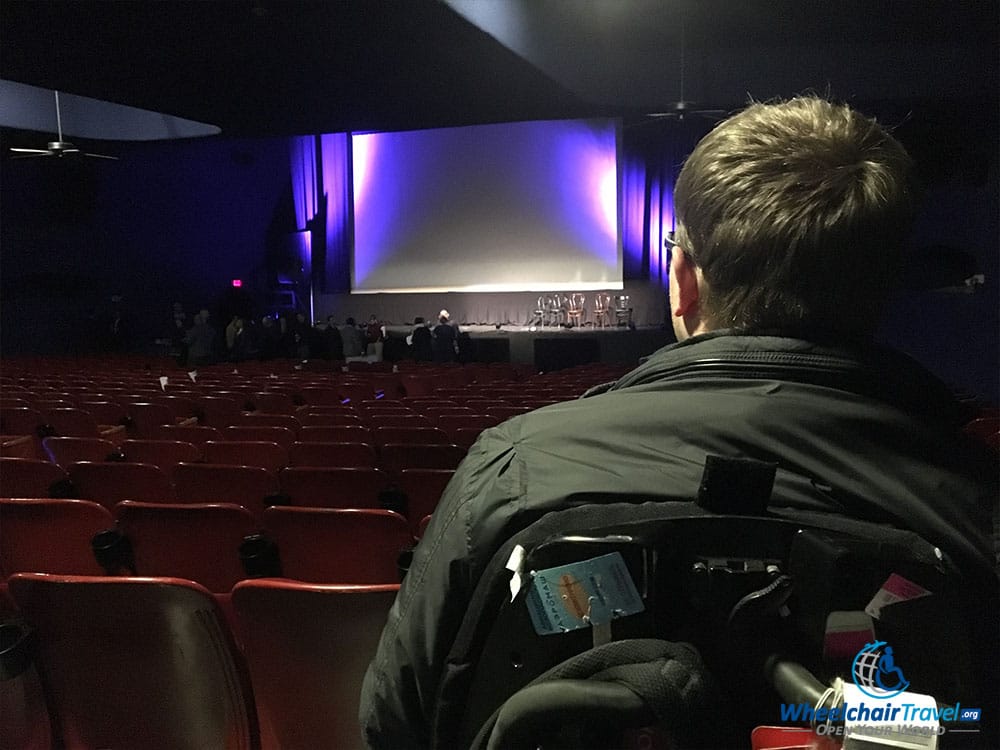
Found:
[664,231,678,263]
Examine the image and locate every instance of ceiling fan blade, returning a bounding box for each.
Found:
[9,147,52,154]
[82,152,118,160]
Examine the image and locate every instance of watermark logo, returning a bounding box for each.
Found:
[852,640,910,700]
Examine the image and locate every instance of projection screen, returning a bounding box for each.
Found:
[351,118,622,293]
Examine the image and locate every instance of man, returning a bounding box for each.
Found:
[360,97,997,749]
[342,316,365,359]
[431,310,458,362]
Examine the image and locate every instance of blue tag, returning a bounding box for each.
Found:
[526,552,645,635]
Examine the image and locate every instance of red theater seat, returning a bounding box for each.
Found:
[297,424,372,444]
[299,412,364,427]
[42,436,118,468]
[235,413,302,433]
[367,413,432,429]
[287,441,377,469]
[195,395,243,427]
[0,498,113,577]
[436,413,501,441]
[373,426,450,447]
[262,506,411,584]
[120,438,202,469]
[124,402,196,438]
[8,573,258,750]
[224,425,297,451]
[68,461,174,509]
[278,466,388,508]
[204,440,288,473]
[154,423,224,448]
[115,501,259,592]
[172,463,279,519]
[396,468,455,536]
[378,443,467,476]
[0,457,70,498]
[251,392,297,415]
[232,579,398,750]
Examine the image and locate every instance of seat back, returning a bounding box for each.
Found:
[172,463,278,519]
[235,413,302,434]
[68,461,174,509]
[223,425,297,450]
[9,573,259,750]
[287,440,378,469]
[373,426,450,447]
[251,391,297,415]
[43,436,118,468]
[115,501,259,592]
[154,423,224,448]
[379,443,467,476]
[0,457,70,498]
[433,499,994,750]
[263,506,411,583]
[232,580,399,750]
[396,468,454,536]
[0,406,45,437]
[298,424,373,444]
[278,466,388,508]
[124,402,178,438]
[204,440,288,473]
[120,438,202,469]
[195,395,242,427]
[41,408,102,438]
[0,498,113,576]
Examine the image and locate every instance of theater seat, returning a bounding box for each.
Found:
[396,468,455,536]
[203,440,288,474]
[68,461,174,510]
[262,506,411,584]
[287,441,377,469]
[0,457,70,498]
[8,573,259,750]
[232,579,399,750]
[44,407,127,444]
[278,466,388,508]
[0,498,113,577]
[42,436,118,468]
[378,443,467,477]
[120,438,202,469]
[223,425,297,451]
[172,463,279,519]
[115,501,259,592]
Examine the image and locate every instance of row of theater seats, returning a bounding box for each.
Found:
[1,457,452,533]
[4,572,395,750]
[0,494,421,749]
[1,498,418,589]
[0,361,628,749]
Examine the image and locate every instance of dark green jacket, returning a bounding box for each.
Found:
[361,333,997,749]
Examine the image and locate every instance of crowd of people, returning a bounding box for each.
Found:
[163,306,466,366]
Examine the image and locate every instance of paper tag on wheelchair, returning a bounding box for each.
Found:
[526,552,644,636]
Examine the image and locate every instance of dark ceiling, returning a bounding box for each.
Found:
[1,0,997,141]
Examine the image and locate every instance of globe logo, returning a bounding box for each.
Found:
[852,640,910,699]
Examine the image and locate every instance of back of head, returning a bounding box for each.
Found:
[674,96,919,337]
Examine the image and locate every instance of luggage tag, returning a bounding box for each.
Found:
[525,552,645,645]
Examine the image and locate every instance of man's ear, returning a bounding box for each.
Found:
[671,250,701,319]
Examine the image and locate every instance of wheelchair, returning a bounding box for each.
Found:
[430,457,998,749]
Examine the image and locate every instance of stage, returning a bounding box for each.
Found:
[383,323,674,370]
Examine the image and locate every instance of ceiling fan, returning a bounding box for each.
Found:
[645,16,728,122]
[8,91,117,160]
